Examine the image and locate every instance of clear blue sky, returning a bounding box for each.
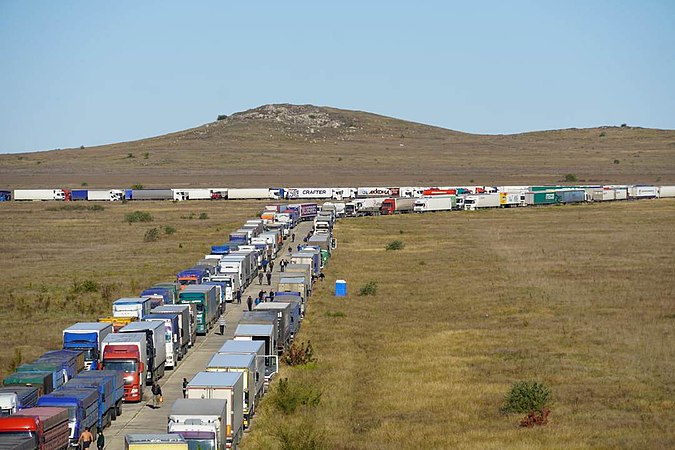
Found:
[1,1,674,153]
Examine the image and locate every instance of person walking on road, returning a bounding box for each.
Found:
[258,272,263,285]
[269,291,275,302]
[266,272,272,285]
[78,427,93,449]
[262,258,269,273]
[291,233,295,242]
[182,378,188,398]
[236,289,242,304]
[151,382,162,409]
[218,316,226,335]
[96,430,105,450]
[247,296,253,311]
[269,260,274,272]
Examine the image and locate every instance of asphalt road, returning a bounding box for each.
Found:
[105,220,312,449]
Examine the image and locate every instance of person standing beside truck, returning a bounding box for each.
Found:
[151,382,162,408]
[219,316,226,335]
[182,378,188,398]
[269,260,274,272]
[258,272,263,285]
[266,272,272,285]
[247,296,253,311]
[291,233,295,242]
[237,289,242,304]
[79,426,94,449]
[96,430,105,450]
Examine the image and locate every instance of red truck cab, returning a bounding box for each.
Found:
[102,345,145,402]
[380,198,396,215]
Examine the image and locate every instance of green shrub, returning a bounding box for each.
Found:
[564,173,578,182]
[270,378,322,414]
[613,159,620,164]
[386,240,405,251]
[131,183,144,190]
[273,422,326,450]
[143,152,149,159]
[326,311,345,318]
[125,211,153,223]
[71,279,99,294]
[198,212,209,220]
[163,225,176,235]
[501,381,551,414]
[359,281,377,296]
[144,228,160,242]
[126,153,135,159]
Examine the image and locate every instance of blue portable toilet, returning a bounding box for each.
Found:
[335,280,347,297]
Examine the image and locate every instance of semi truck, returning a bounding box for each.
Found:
[464,194,501,210]
[413,195,456,212]
[0,386,39,416]
[130,189,173,201]
[167,399,228,450]
[0,406,70,450]
[153,304,194,351]
[69,370,124,424]
[112,298,152,320]
[144,313,181,369]
[36,388,99,446]
[176,266,211,289]
[253,303,292,354]
[217,340,272,392]
[206,353,261,429]
[62,323,113,370]
[185,372,244,449]
[379,197,415,215]
[125,434,188,449]
[354,197,386,216]
[118,321,167,385]
[13,190,67,201]
[277,276,310,302]
[179,285,219,335]
[233,324,278,381]
[101,333,148,402]
[275,297,303,337]
[226,188,275,200]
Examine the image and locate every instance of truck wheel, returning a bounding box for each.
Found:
[116,402,123,417]
[111,406,117,421]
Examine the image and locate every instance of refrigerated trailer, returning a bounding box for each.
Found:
[13,189,66,201]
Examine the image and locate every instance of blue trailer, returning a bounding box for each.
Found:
[63,322,113,370]
[211,244,231,255]
[140,288,173,308]
[71,189,88,201]
[0,191,11,201]
[37,387,99,443]
[0,386,40,416]
[65,370,124,429]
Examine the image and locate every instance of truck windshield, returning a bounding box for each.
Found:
[66,405,77,421]
[104,360,137,373]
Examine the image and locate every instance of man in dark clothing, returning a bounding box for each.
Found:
[269,291,275,302]
[280,259,285,272]
[151,382,162,408]
[269,261,274,272]
[247,296,253,311]
[291,233,295,242]
[261,258,268,273]
[182,378,188,398]
[258,290,264,300]
[266,272,272,285]
[96,430,105,450]
[236,290,242,304]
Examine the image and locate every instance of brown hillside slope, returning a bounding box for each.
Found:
[1,104,674,188]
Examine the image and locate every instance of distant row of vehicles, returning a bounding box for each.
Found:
[2,184,672,203]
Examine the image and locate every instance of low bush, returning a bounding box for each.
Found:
[282,341,316,366]
[163,225,176,235]
[359,281,377,296]
[198,212,209,220]
[273,422,326,450]
[564,173,578,182]
[270,378,322,414]
[144,228,160,242]
[386,240,405,251]
[326,311,345,318]
[501,381,551,414]
[125,211,153,223]
[71,279,99,294]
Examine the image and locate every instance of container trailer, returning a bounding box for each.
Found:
[185,372,244,449]
[125,434,188,450]
[112,298,152,320]
[0,406,70,450]
[379,197,415,215]
[413,195,456,212]
[13,190,67,201]
[254,303,292,353]
[62,323,113,371]
[234,324,277,367]
[463,194,501,210]
[144,313,182,368]
[179,285,219,335]
[152,304,193,353]
[167,399,227,450]
[206,353,260,428]
[275,297,303,337]
[226,188,275,200]
[36,388,99,445]
[130,189,173,201]
[277,276,310,302]
[69,370,124,423]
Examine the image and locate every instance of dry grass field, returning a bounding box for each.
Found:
[244,199,675,449]
[1,104,674,188]
[0,200,265,377]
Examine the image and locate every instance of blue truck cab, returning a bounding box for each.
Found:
[36,387,99,444]
[63,323,113,370]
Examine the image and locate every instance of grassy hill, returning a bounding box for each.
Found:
[1,104,674,188]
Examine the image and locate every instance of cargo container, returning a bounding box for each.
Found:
[71,189,88,201]
[101,333,147,402]
[130,189,173,201]
[277,276,310,302]
[556,189,586,204]
[499,192,526,207]
[0,406,70,450]
[254,303,291,353]
[171,189,213,201]
[152,304,193,354]
[356,187,393,197]
[286,188,333,199]
[167,399,227,450]
[63,323,113,371]
[226,188,274,200]
[185,372,244,449]
[629,185,658,199]
[413,195,456,212]
[144,313,181,368]
[217,340,275,391]
[125,434,188,450]
[112,298,152,320]
[234,324,276,363]
[206,353,261,428]
[13,190,66,201]
[464,194,500,210]
[119,321,166,385]
[0,386,39,416]
[524,191,559,206]
[2,372,54,397]
[659,185,675,198]
[179,285,219,335]
[36,388,99,445]
[380,197,415,215]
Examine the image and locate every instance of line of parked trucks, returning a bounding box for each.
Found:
[0,198,334,449]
